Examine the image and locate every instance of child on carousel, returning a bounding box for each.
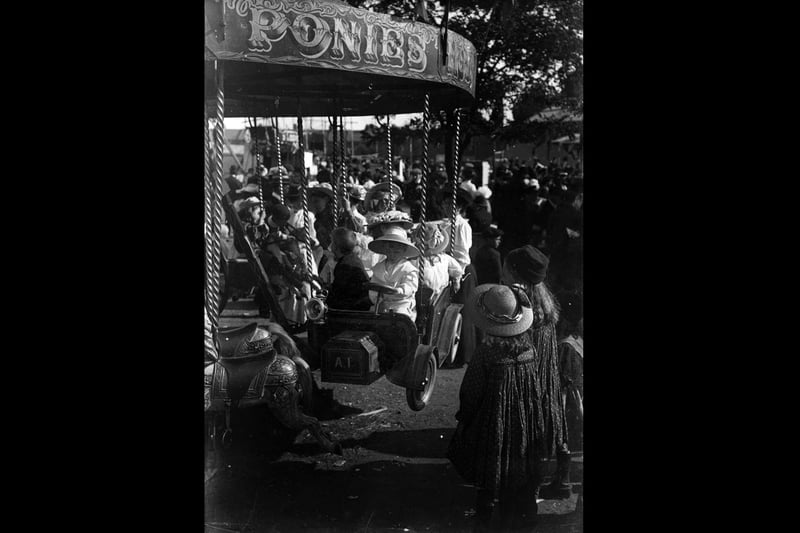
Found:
[324,227,371,311]
[367,225,420,321]
[413,222,464,301]
[262,202,320,325]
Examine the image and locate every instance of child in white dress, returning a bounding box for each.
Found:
[367,226,421,321]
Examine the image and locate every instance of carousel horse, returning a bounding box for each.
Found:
[205,320,342,454]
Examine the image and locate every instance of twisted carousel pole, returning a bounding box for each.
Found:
[385,115,393,204]
[204,112,215,327]
[339,117,346,184]
[449,108,462,255]
[208,61,226,331]
[255,117,265,212]
[416,95,432,294]
[339,115,347,221]
[274,100,285,206]
[420,94,431,225]
[330,115,339,224]
[331,115,340,228]
[297,104,315,273]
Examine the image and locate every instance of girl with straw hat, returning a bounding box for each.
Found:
[367,226,420,321]
[448,283,542,531]
[413,222,464,301]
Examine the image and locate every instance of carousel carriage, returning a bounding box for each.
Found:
[204,0,478,451]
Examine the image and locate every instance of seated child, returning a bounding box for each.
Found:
[413,222,464,301]
[358,210,414,277]
[367,226,420,321]
[326,228,371,311]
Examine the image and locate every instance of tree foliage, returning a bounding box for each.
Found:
[354,0,582,146]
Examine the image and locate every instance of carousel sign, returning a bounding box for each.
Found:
[211,0,476,96]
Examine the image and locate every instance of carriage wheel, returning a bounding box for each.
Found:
[406,349,437,411]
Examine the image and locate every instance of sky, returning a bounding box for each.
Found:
[224,113,417,131]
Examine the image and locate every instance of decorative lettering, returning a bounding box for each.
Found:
[232,0,475,94]
[363,23,379,64]
[380,28,404,67]
[407,34,426,72]
[289,13,332,59]
[248,7,289,51]
[331,18,362,62]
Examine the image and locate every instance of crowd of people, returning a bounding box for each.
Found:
[219,150,583,529]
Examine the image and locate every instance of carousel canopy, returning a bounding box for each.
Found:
[205,0,477,117]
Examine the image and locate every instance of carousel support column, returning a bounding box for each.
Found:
[255,117,265,212]
[209,61,226,332]
[297,105,315,274]
[204,112,215,325]
[416,95,432,306]
[331,116,339,228]
[449,108,462,255]
[339,116,346,219]
[420,94,431,225]
[385,115,393,204]
[274,104,285,205]
[331,115,339,212]
[452,107,475,364]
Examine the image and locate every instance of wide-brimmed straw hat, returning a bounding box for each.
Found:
[348,184,367,201]
[365,181,403,207]
[239,196,261,210]
[466,284,534,337]
[366,210,414,230]
[309,182,335,200]
[368,226,420,259]
[413,222,450,256]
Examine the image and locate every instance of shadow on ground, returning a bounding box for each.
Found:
[206,458,475,532]
[207,427,582,533]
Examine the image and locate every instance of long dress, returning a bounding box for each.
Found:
[529,317,569,457]
[447,343,545,498]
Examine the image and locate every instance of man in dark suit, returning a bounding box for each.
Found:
[546,186,583,293]
[473,225,504,286]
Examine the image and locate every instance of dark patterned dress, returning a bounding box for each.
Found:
[447,341,546,498]
[529,318,569,458]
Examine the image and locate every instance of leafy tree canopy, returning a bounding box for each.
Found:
[352,0,582,146]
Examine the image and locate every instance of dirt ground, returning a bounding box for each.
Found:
[206,301,582,532]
